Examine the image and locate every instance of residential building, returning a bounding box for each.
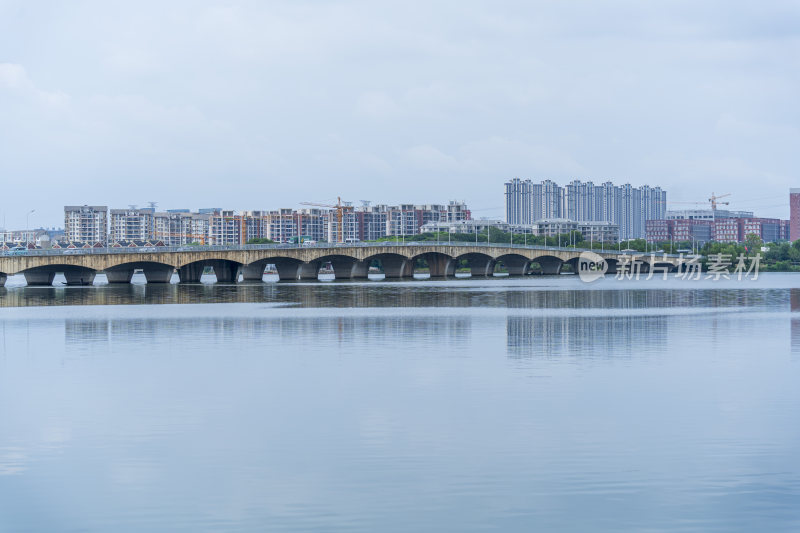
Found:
[791,189,800,241]
[264,209,298,243]
[208,211,245,245]
[109,208,155,243]
[64,205,108,244]
[577,220,619,244]
[505,178,532,224]
[294,208,328,242]
[154,211,211,245]
[504,179,666,239]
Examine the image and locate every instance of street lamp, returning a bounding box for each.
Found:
[26,209,35,249]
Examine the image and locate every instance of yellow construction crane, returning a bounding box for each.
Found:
[666,192,732,213]
[708,192,731,212]
[300,197,354,243]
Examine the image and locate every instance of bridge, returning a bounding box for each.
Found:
[0,242,683,286]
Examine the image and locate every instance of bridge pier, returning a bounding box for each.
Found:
[327,257,361,280]
[104,269,134,283]
[143,266,174,284]
[425,255,456,278]
[501,257,530,276]
[63,269,96,286]
[381,257,412,279]
[178,263,203,283]
[351,260,369,279]
[24,271,55,286]
[537,257,562,275]
[209,261,239,283]
[470,259,495,277]
[297,262,320,280]
[241,263,265,281]
[0,274,6,287]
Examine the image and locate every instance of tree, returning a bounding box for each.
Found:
[743,233,762,255]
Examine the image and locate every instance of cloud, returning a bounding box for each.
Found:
[0,63,68,107]
[0,1,799,225]
[403,145,458,170]
[356,91,402,119]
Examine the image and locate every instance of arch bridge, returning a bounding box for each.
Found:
[0,243,683,286]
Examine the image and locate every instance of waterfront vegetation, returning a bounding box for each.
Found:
[369,229,800,272]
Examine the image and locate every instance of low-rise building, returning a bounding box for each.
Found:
[646,215,787,244]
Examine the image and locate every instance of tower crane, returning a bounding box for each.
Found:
[708,192,731,212]
[665,193,732,214]
[300,197,354,243]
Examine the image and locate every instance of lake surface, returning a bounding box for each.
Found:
[1,274,800,532]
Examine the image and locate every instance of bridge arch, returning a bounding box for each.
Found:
[496,253,533,276]
[104,260,176,284]
[527,254,563,275]
[314,254,366,280]
[242,256,305,281]
[455,252,495,277]
[177,258,243,283]
[410,251,456,278]
[21,264,99,286]
[366,252,414,279]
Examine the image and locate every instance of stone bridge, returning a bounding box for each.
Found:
[0,243,683,286]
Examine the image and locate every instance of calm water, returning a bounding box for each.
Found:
[1,274,800,532]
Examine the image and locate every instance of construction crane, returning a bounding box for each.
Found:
[300,197,354,243]
[665,192,732,214]
[708,192,730,211]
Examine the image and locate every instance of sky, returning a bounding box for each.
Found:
[1,0,798,228]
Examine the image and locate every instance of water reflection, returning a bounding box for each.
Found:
[0,278,792,310]
[65,315,473,350]
[507,315,668,358]
[1,278,800,532]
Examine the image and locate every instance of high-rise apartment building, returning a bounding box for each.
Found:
[264,209,298,243]
[154,211,211,245]
[503,179,666,239]
[64,205,108,244]
[540,180,564,220]
[505,178,531,224]
[294,208,328,242]
[790,189,800,241]
[208,211,245,245]
[109,208,155,242]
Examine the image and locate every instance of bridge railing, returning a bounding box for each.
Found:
[1,241,681,258]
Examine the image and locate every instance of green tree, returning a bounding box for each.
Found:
[743,233,762,255]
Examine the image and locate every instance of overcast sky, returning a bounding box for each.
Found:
[1,0,798,228]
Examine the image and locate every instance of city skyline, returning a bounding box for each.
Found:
[2,1,798,227]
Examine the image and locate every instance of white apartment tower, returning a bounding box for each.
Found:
[64,205,108,244]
